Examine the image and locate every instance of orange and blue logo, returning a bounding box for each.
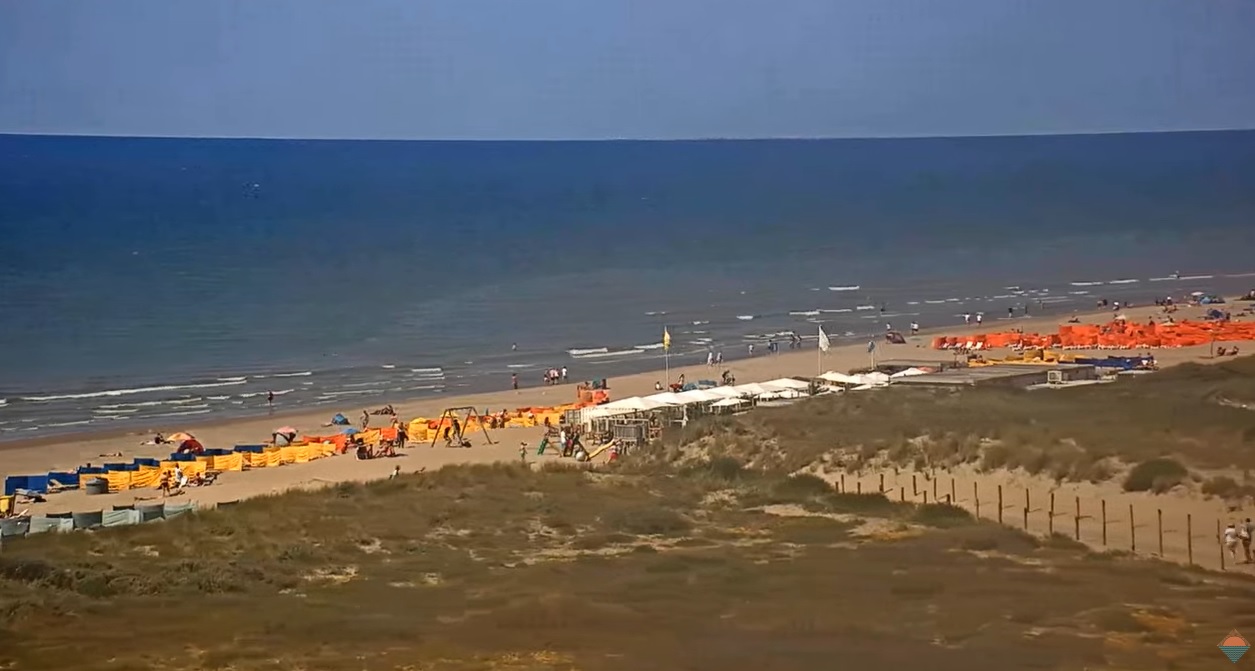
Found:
[1219,630,1251,663]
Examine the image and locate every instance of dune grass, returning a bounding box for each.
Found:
[2,459,1254,671]
[653,356,1255,483]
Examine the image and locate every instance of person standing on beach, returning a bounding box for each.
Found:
[361,410,370,430]
[715,351,723,365]
[963,313,971,325]
[975,313,983,326]
[512,373,518,390]
[1224,523,1240,562]
[267,390,274,412]
[910,321,919,336]
[706,351,714,367]
[561,366,568,382]
[748,343,755,356]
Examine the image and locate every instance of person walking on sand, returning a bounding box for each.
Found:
[975,313,983,326]
[1224,523,1240,562]
[963,313,971,325]
[1242,519,1254,563]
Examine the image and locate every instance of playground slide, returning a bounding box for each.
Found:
[587,440,617,461]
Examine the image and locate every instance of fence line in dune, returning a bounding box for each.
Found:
[834,468,1247,573]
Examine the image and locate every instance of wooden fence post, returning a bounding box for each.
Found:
[932,477,938,501]
[1186,514,1193,566]
[856,481,862,494]
[1023,488,1030,530]
[900,487,905,502]
[1157,509,1163,557]
[1074,496,1080,541]
[1101,499,1107,546]
[1129,504,1136,552]
[879,473,885,493]
[912,474,918,496]
[1219,519,1226,571]
[950,478,956,503]
[924,491,929,504]
[998,485,1004,524]
[974,481,980,517]
[1048,492,1055,535]
[840,473,845,493]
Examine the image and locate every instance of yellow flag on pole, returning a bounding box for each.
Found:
[663,328,671,351]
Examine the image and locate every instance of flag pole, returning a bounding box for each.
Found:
[664,325,671,388]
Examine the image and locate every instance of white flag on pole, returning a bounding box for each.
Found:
[818,326,831,353]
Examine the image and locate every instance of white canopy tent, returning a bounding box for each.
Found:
[642,392,687,406]
[674,388,724,403]
[710,397,748,408]
[761,378,811,392]
[703,386,747,399]
[602,396,671,412]
[818,371,862,385]
[730,383,773,397]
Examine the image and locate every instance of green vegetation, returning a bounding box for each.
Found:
[655,356,1255,484]
[2,459,1254,670]
[1122,458,1189,493]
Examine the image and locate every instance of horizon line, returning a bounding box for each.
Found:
[2,126,1254,143]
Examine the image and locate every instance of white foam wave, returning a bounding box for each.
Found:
[1070,281,1104,287]
[207,395,231,401]
[506,364,531,369]
[168,397,204,405]
[634,343,665,350]
[820,308,852,313]
[93,406,138,414]
[570,349,645,359]
[568,347,608,356]
[1179,274,1213,280]
[1149,277,1176,282]
[924,300,947,305]
[271,371,313,378]
[216,376,247,383]
[320,389,386,398]
[691,320,709,325]
[21,378,248,402]
[342,381,389,389]
[410,367,444,377]
[827,285,861,291]
[1068,291,1091,295]
[136,409,214,420]
[789,310,820,317]
[645,311,667,316]
[1108,279,1139,284]
[381,364,396,369]
[0,399,6,407]
[736,315,755,321]
[855,305,876,311]
[44,420,93,428]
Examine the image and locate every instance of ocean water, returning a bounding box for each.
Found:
[2,131,1254,440]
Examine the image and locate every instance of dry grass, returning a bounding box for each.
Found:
[657,355,1255,484]
[3,457,1255,671]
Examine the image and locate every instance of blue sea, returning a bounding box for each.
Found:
[2,131,1254,440]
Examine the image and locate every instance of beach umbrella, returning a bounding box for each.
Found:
[167,432,195,443]
[340,427,360,435]
[274,426,297,435]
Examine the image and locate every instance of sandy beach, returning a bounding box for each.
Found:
[4,298,1250,516]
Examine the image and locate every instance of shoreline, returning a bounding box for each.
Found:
[2,299,1249,515]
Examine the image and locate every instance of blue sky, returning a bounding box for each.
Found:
[1,0,1253,140]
